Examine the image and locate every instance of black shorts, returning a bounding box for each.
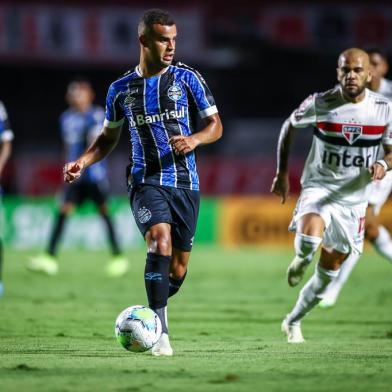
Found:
[63,181,108,206]
[130,184,200,252]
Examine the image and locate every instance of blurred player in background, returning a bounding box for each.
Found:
[271,48,392,343]
[0,100,14,297]
[28,80,129,277]
[63,9,222,356]
[320,49,392,307]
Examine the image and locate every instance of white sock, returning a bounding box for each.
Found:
[323,252,360,302]
[373,226,392,263]
[294,233,322,264]
[287,263,339,324]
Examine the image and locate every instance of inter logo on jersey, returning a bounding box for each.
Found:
[342,125,363,145]
[168,84,183,101]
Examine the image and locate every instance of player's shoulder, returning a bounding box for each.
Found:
[315,85,341,103]
[110,68,139,90]
[172,62,205,81]
[60,108,73,121]
[367,88,391,106]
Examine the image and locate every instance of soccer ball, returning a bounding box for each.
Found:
[115,305,162,352]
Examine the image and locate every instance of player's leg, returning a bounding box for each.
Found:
[96,200,129,277]
[283,247,346,343]
[169,248,190,297]
[321,203,392,308]
[27,200,74,275]
[145,223,173,356]
[366,206,392,263]
[130,184,174,356]
[166,187,199,298]
[47,202,73,257]
[287,213,324,287]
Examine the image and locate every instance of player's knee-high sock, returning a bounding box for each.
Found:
[145,253,171,334]
[169,270,187,298]
[47,212,67,256]
[287,263,339,324]
[294,233,322,264]
[323,253,360,302]
[100,213,120,255]
[373,226,392,263]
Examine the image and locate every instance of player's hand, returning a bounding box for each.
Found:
[369,162,387,181]
[63,161,85,183]
[271,173,289,204]
[169,135,199,155]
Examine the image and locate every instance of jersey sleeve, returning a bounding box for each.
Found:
[104,83,125,128]
[382,103,392,145]
[184,68,218,119]
[0,101,14,142]
[289,94,317,128]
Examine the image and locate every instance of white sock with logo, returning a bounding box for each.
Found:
[286,263,339,324]
[323,252,360,303]
[373,226,392,263]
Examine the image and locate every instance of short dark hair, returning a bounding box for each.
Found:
[366,48,387,60]
[138,9,175,36]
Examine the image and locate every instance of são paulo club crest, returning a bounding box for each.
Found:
[342,125,363,145]
[168,84,183,101]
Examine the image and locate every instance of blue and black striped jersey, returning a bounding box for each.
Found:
[104,62,218,191]
[0,100,14,143]
[60,106,107,183]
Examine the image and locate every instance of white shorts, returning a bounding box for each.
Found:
[289,187,367,255]
[367,171,392,215]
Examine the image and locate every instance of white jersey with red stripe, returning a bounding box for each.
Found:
[290,86,392,206]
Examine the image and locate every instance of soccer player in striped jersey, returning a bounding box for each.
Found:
[320,49,392,308]
[28,80,128,277]
[271,48,392,343]
[0,100,14,297]
[63,9,223,355]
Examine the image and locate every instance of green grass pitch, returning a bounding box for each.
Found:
[0,246,392,391]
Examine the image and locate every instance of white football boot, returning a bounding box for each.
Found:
[287,256,310,287]
[281,317,305,344]
[151,333,173,356]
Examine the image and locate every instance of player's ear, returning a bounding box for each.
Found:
[336,68,342,83]
[366,70,372,83]
[139,34,149,48]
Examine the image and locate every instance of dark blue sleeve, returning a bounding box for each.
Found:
[104,82,125,128]
[183,69,218,119]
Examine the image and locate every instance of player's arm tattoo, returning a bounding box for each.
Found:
[276,119,296,175]
[78,125,122,168]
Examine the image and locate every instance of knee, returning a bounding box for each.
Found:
[365,223,379,242]
[294,232,322,262]
[146,229,172,256]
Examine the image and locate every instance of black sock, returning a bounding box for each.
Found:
[169,270,187,298]
[144,253,171,334]
[101,213,120,255]
[47,212,66,256]
[0,239,3,281]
